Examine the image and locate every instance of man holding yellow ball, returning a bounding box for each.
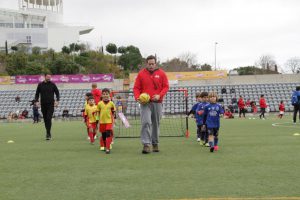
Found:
[133,55,169,154]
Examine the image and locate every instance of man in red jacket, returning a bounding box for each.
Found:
[238,95,246,118]
[91,83,102,105]
[259,94,267,119]
[133,55,169,154]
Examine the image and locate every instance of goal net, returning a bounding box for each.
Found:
[112,89,189,138]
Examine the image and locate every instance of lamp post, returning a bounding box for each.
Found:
[214,42,218,70]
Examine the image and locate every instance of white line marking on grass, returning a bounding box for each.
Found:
[272,122,300,129]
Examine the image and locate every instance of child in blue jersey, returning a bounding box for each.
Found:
[187,92,202,141]
[195,92,210,146]
[187,92,201,118]
[203,92,224,153]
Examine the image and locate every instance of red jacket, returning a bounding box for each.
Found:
[259,98,267,108]
[279,103,285,111]
[91,88,102,104]
[133,68,169,103]
[238,98,245,109]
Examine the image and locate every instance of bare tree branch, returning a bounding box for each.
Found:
[285,57,300,74]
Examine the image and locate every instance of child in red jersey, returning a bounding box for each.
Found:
[238,95,246,118]
[259,95,267,119]
[224,109,234,119]
[278,101,285,119]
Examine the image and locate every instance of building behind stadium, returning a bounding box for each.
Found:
[0,0,93,52]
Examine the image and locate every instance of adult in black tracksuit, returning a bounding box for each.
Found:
[35,74,60,140]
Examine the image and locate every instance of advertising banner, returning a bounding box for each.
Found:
[0,76,12,85]
[130,71,227,82]
[15,74,114,84]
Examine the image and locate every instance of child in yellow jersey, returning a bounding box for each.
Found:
[97,88,116,154]
[85,96,98,144]
[82,92,93,140]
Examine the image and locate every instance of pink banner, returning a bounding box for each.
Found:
[15,74,114,84]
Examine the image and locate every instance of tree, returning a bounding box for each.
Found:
[32,46,41,55]
[118,46,127,54]
[47,57,80,74]
[5,53,28,75]
[106,43,117,54]
[106,43,118,64]
[69,43,76,52]
[256,54,277,71]
[11,46,18,52]
[118,45,143,71]
[62,46,71,54]
[160,58,189,72]
[233,66,279,75]
[74,43,81,52]
[17,45,28,54]
[200,63,212,71]
[78,43,87,52]
[285,57,300,74]
[25,62,49,75]
[178,52,197,68]
[234,66,260,75]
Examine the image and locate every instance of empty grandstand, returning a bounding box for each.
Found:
[0,82,299,120]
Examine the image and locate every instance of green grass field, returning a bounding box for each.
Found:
[1,116,300,200]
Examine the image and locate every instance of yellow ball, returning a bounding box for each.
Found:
[139,93,150,104]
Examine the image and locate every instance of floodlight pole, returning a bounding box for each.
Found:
[214,42,218,71]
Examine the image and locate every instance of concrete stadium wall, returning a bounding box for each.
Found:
[173,74,300,86]
[0,79,124,91]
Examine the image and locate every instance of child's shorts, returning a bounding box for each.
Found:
[208,128,219,136]
[99,123,113,133]
[87,122,97,129]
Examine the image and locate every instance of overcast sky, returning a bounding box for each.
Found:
[1,0,300,71]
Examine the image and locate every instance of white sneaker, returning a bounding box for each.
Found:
[197,138,201,142]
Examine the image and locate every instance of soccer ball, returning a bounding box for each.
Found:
[139,93,150,104]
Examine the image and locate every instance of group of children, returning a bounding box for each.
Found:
[189,91,287,153]
[83,88,116,154]
[188,91,224,153]
[234,95,286,120]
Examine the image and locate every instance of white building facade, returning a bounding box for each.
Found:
[0,0,93,52]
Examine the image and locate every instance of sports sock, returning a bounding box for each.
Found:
[106,136,112,150]
[88,132,94,143]
[100,133,106,147]
[205,132,208,143]
[214,137,218,146]
[209,140,214,148]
